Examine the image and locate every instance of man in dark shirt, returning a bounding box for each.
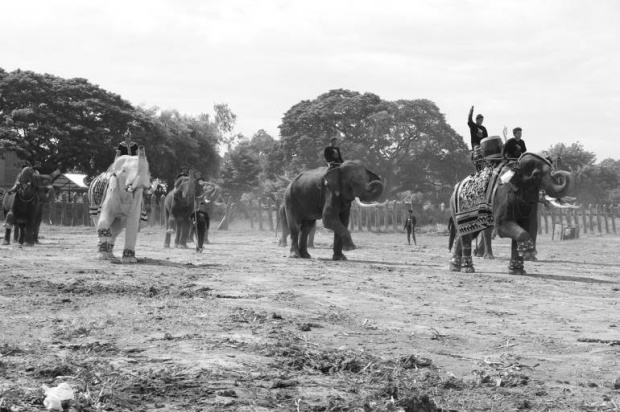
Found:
[403,210,417,246]
[324,137,344,169]
[467,106,488,171]
[190,201,210,253]
[503,127,527,159]
[116,129,139,157]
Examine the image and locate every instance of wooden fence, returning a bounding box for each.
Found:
[6,196,618,238]
[538,204,620,238]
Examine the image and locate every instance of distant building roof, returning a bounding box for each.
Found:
[53,173,89,191]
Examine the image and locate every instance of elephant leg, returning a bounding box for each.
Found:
[307,225,316,248]
[97,214,118,260]
[523,212,538,261]
[164,213,175,248]
[498,222,532,275]
[122,205,141,264]
[288,220,302,259]
[323,207,355,252]
[17,223,27,246]
[332,232,347,261]
[449,236,462,271]
[459,234,475,273]
[482,228,494,259]
[298,221,313,259]
[3,227,11,245]
[508,239,526,275]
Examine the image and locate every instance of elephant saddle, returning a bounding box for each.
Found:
[88,172,110,217]
[451,162,512,236]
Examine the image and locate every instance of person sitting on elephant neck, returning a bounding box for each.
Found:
[467,106,488,172]
[503,127,527,159]
[324,137,344,169]
[176,165,190,180]
[116,129,139,158]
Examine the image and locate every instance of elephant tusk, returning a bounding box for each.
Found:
[354,197,390,207]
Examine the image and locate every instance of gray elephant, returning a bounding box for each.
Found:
[3,167,58,246]
[449,153,572,275]
[282,160,384,260]
[164,169,205,248]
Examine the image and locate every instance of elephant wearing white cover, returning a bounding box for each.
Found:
[96,146,151,263]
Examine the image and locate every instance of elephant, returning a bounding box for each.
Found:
[449,152,572,275]
[2,167,58,246]
[164,169,205,248]
[93,147,152,263]
[283,160,384,260]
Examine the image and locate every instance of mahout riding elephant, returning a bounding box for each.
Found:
[283,160,384,260]
[93,146,152,263]
[449,153,572,275]
[164,169,205,248]
[2,167,58,246]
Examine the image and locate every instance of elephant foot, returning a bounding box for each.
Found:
[483,254,495,260]
[278,240,287,247]
[343,243,356,252]
[332,254,347,261]
[122,256,138,263]
[196,248,203,253]
[175,244,188,249]
[289,252,301,259]
[449,263,461,272]
[460,256,474,273]
[99,252,117,260]
[508,268,527,276]
[474,251,484,258]
[24,243,35,247]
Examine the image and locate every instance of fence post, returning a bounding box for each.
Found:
[392,201,397,232]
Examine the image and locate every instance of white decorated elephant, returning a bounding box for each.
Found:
[94,147,151,263]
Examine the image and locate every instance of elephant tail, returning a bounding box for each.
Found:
[448,217,456,251]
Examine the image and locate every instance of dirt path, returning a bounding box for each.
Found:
[0,224,619,411]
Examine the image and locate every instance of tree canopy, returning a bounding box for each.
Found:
[278,89,471,198]
[0,68,223,185]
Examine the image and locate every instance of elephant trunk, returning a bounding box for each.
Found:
[359,180,384,202]
[543,170,573,198]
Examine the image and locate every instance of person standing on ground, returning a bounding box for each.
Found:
[404,209,417,246]
[467,106,488,172]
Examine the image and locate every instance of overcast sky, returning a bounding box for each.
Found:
[2,0,619,161]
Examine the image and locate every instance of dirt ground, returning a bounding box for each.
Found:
[0,222,619,412]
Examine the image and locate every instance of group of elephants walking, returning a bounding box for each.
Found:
[2,148,573,275]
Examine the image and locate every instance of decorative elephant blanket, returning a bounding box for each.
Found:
[88,172,110,217]
[451,161,513,236]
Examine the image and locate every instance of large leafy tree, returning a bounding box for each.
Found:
[279,89,470,199]
[219,138,261,201]
[0,69,149,173]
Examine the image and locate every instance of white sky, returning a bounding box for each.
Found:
[2,0,619,161]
